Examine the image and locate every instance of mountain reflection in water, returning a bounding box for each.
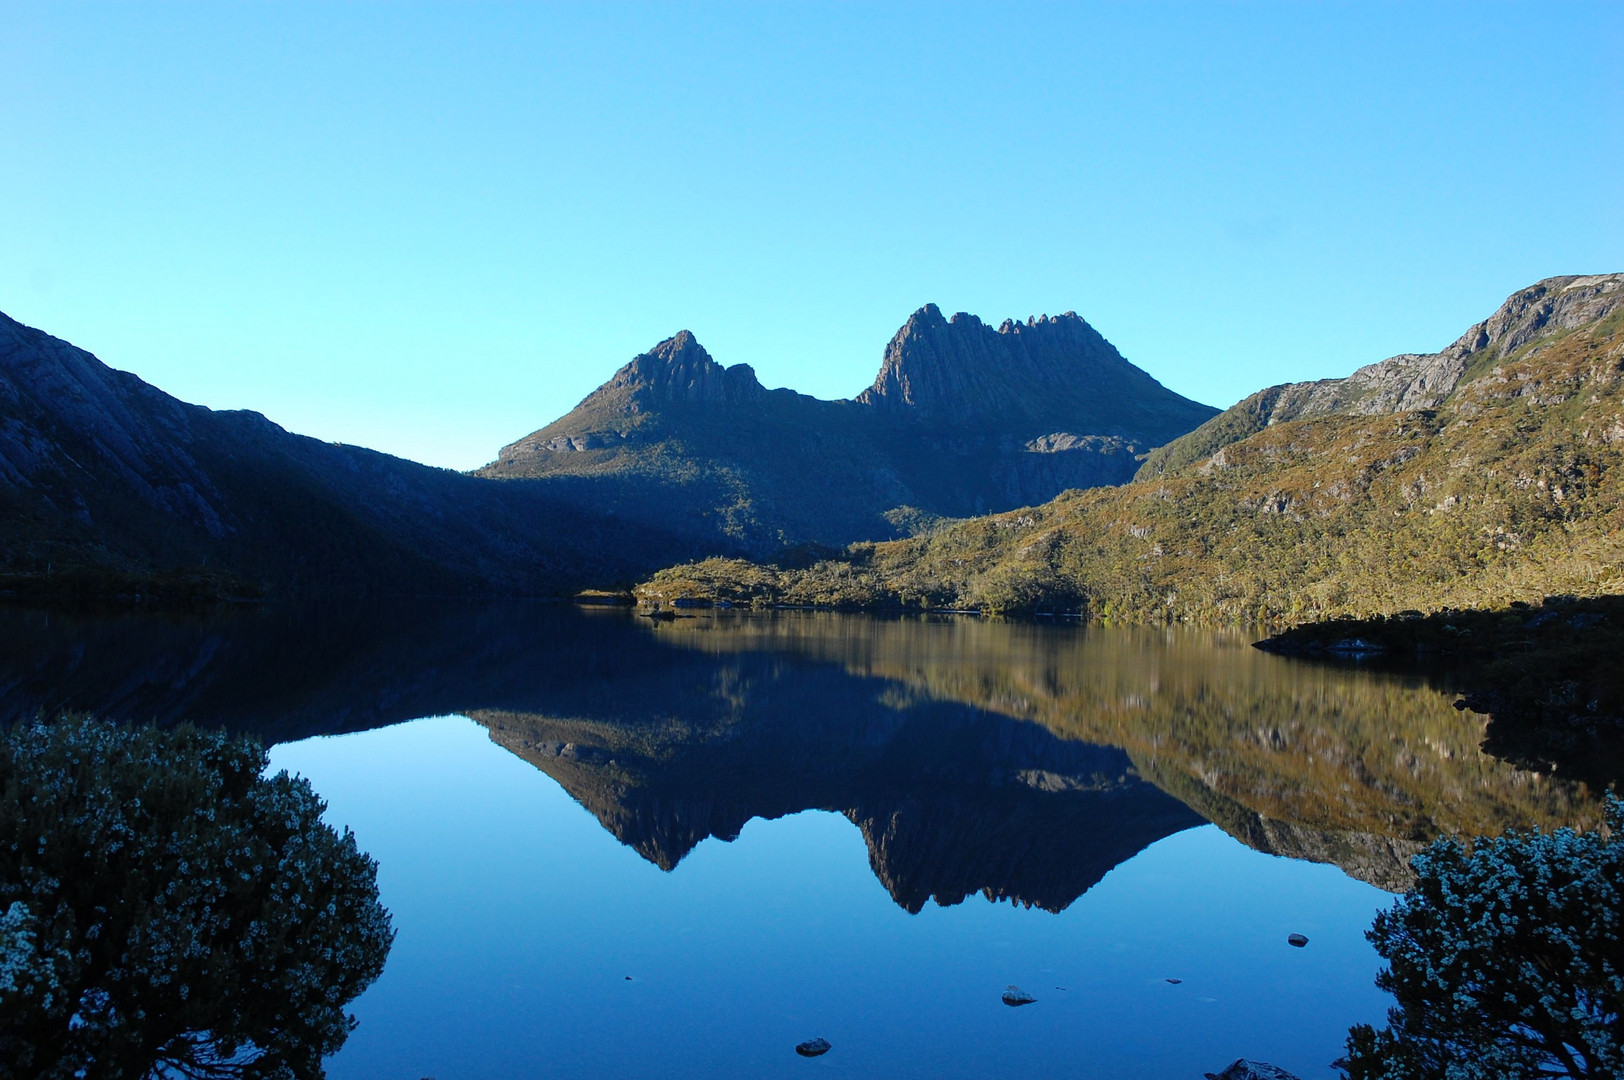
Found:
[0,602,1600,905]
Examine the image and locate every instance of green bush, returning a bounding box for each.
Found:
[0,717,393,1080]
[1342,797,1624,1080]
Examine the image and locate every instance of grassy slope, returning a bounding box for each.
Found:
[637,307,1624,621]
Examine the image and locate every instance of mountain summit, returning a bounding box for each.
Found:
[482,304,1216,553]
[584,330,768,412]
[859,305,1206,440]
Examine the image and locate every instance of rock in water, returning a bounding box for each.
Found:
[1204,1061,1304,1080]
[1287,933,1309,947]
[1001,985,1037,1006]
[795,1038,831,1058]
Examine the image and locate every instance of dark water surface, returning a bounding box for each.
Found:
[0,603,1602,1078]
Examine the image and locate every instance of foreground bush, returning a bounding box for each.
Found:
[0,717,393,1080]
[1342,797,1623,1080]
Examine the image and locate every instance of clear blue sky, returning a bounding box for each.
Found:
[3,2,1620,469]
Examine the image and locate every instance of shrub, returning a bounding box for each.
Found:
[0,717,393,1080]
[1342,797,1624,1080]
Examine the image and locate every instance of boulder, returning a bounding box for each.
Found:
[1204,1060,1304,1080]
[795,1037,831,1058]
[1001,985,1037,1006]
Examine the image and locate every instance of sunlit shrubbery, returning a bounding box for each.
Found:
[0,717,393,1080]
[1342,797,1624,1080]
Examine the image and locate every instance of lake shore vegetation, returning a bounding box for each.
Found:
[0,717,393,1080]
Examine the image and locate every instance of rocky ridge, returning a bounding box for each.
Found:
[480,304,1216,553]
[639,272,1624,623]
[1139,274,1624,478]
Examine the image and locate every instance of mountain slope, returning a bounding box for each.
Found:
[479,306,1216,553]
[0,312,698,597]
[637,274,1624,620]
[1137,275,1622,479]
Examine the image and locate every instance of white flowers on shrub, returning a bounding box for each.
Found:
[1342,796,1623,1080]
[0,716,393,1080]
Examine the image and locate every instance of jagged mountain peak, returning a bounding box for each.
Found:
[584,329,766,413]
[888,303,1091,345]
[856,303,1210,438]
[480,302,1216,547]
[1448,273,1623,360]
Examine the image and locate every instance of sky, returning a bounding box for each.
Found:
[2,2,1620,471]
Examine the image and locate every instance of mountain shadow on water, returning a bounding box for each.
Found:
[0,602,1600,902]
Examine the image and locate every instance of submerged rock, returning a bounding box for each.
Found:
[1204,1060,1303,1080]
[1287,933,1309,948]
[1001,985,1037,1006]
[795,1037,831,1058]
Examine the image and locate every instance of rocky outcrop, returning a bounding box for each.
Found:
[1138,274,1624,479]
[857,306,1213,442]
[1205,1060,1303,1080]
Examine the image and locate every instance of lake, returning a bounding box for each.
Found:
[0,602,1601,1078]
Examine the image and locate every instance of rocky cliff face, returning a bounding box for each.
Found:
[858,305,1210,441]
[482,304,1217,553]
[1139,274,1624,478]
[0,311,697,595]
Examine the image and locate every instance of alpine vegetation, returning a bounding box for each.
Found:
[1342,797,1624,1080]
[0,717,393,1080]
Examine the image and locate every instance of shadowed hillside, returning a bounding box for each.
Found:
[0,312,702,598]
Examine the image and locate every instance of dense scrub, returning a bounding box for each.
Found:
[0,717,393,1079]
[1342,798,1624,1080]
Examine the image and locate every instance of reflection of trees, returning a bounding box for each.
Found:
[0,600,1601,896]
[0,718,392,1080]
[646,614,1602,885]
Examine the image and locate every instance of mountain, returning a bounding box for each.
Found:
[636,274,1624,620]
[478,306,1217,553]
[0,311,698,598]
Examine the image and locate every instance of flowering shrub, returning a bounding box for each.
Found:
[0,717,393,1079]
[1342,797,1624,1079]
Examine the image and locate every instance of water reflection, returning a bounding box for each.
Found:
[0,602,1599,905]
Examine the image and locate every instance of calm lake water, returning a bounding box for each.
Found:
[0,602,1602,1078]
